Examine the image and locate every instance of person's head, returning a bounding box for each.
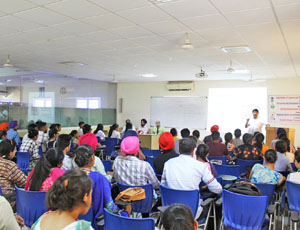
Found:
[278,133,287,140]
[56,134,72,153]
[252,109,259,119]
[28,129,39,140]
[0,139,17,159]
[275,140,286,154]
[28,148,64,191]
[264,149,277,164]
[108,124,119,137]
[49,123,59,131]
[211,131,220,142]
[159,132,175,151]
[0,122,9,131]
[280,137,290,152]
[277,128,286,138]
[161,204,198,230]
[195,144,209,162]
[224,132,233,146]
[294,151,300,169]
[254,133,264,150]
[46,170,92,216]
[70,130,79,139]
[93,123,104,134]
[78,121,85,128]
[9,120,18,131]
[180,128,190,138]
[75,145,95,168]
[192,130,200,139]
[49,128,59,140]
[141,119,147,127]
[125,119,130,124]
[234,129,241,138]
[121,136,139,156]
[156,120,161,128]
[0,131,7,140]
[56,124,61,132]
[27,123,38,131]
[125,122,133,133]
[179,138,196,155]
[210,125,219,133]
[82,124,92,134]
[37,121,47,132]
[242,133,253,145]
[170,128,177,137]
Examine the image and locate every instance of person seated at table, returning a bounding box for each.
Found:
[232,128,243,148]
[32,170,94,230]
[108,124,121,139]
[122,122,137,137]
[151,120,166,135]
[274,140,293,172]
[287,151,300,183]
[47,128,59,150]
[203,125,223,144]
[250,149,285,186]
[121,119,136,134]
[234,133,262,161]
[253,133,268,155]
[207,131,230,160]
[137,118,148,135]
[20,129,40,170]
[224,132,235,152]
[94,123,106,141]
[154,132,178,175]
[25,148,65,191]
[195,144,218,177]
[161,204,198,230]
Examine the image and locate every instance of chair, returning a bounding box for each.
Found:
[208,156,226,165]
[78,208,93,223]
[103,138,119,158]
[15,186,47,227]
[104,209,155,230]
[254,183,276,205]
[38,145,43,156]
[70,141,74,152]
[0,186,2,195]
[97,136,101,143]
[236,159,263,174]
[286,181,300,229]
[141,148,161,158]
[16,151,30,174]
[117,183,153,214]
[221,189,269,230]
[145,156,155,172]
[102,160,112,172]
[214,164,241,178]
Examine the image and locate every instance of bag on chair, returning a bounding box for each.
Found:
[115,187,146,202]
[228,178,261,196]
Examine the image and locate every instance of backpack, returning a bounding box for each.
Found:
[228,178,261,196]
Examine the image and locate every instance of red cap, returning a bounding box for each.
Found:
[0,122,9,131]
[159,132,175,150]
[210,125,219,133]
[78,133,98,150]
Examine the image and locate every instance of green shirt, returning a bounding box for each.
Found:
[151,126,167,135]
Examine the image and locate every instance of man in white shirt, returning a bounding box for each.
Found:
[137,118,149,135]
[161,138,222,219]
[245,109,267,135]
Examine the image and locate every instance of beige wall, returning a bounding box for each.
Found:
[117,78,300,147]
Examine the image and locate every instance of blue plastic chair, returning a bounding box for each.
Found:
[78,208,93,223]
[236,159,263,174]
[103,138,119,157]
[214,164,241,178]
[254,183,276,205]
[38,145,43,156]
[291,163,297,172]
[0,186,2,195]
[102,160,112,172]
[141,148,161,158]
[286,181,300,215]
[145,156,155,172]
[208,156,226,165]
[16,151,30,174]
[15,186,47,227]
[117,183,153,214]
[97,136,101,143]
[104,209,155,230]
[70,141,74,152]
[221,189,268,230]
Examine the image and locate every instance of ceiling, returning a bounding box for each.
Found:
[0,0,299,82]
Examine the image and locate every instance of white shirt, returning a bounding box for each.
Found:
[161,154,222,218]
[137,126,149,135]
[62,155,73,171]
[37,130,48,152]
[111,130,121,139]
[122,125,136,133]
[78,128,83,136]
[96,130,106,140]
[247,117,265,134]
[22,133,29,143]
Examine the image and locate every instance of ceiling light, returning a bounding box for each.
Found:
[182,33,194,49]
[220,46,251,53]
[0,82,3,85]
[35,80,44,84]
[6,79,12,82]
[140,73,158,78]
[59,61,87,66]
[149,0,178,3]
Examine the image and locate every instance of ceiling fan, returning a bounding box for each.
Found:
[216,60,249,74]
[182,32,194,49]
[0,55,14,68]
[243,73,266,83]
[111,76,118,83]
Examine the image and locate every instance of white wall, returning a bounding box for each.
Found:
[117,78,300,147]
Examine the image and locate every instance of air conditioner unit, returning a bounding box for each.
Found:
[166,81,194,91]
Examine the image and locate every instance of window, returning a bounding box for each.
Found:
[76,98,101,109]
[33,98,53,108]
[76,99,88,109]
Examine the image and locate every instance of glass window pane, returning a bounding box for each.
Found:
[76,99,87,109]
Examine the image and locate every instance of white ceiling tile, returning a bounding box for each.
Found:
[182,14,229,30]
[130,36,169,47]
[82,14,134,30]
[80,30,122,43]
[210,0,270,13]
[0,11,7,17]
[0,26,18,36]
[275,3,300,21]
[32,36,84,50]
[14,7,72,26]
[108,26,154,38]
[117,6,172,25]
[103,39,140,49]
[53,21,98,35]
[271,0,300,6]
[45,0,108,19]
[0,15,42,31]
[88,0,150,12]
[22,27,69,42]
[0,33,28,46]
[27,0,63,5]
[0,0,37,14]
[142,20,189,35]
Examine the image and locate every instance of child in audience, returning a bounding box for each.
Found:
[170,128,179,142]
[195,144,218,177]
[287,151,300,183]
[250,149,285,186]
[108,124,120,139]
[70,130,79,149]
[232,128,243,148]
[161,204,198,230]
[32,170,94,230]
[20,129,40,170]
[47,128,58,150]
[253,133,268,155]
[93,123,106,141]
[25,148,65,191]
[224,132,235,152]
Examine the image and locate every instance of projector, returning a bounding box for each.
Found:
[195,69,208,78]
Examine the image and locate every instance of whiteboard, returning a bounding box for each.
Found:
[150,96,208,130]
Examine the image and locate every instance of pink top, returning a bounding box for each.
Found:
[25,167,65,191]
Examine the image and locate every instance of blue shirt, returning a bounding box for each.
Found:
[7,129,21,146]
[275,151,292,172]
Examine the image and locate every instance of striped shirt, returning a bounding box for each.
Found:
[20,139,40,170]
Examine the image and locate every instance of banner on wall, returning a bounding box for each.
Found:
[268,95,300,123]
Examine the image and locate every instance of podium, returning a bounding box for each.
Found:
[138,134,160,150]
[265,127,295,147]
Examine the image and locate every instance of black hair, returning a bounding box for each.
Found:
[82,124,91,134]
[196,144,209,162]
[46,170,92,211]
[278,133,287,140]
[0,131,7,140]
[37,121,47,130]
[49,128,58,139]
[234,129,241,138]
[280,137,291,152]
[264,149,277,164]
[224,132,233,146]
[242,133,253,145]
[78,121,85,127]
[192,130,200,139]
[180,128,190,138]
[0,139,16,159]
[70,130,78,137]
[252,109,259,113]
[277,128,286,138]
[125,122,133,133]
[56,123,61,128]
[27,123,37,131]
[295,151,300,163]
[141,119,147,124]
[170,128,177,137]
[179,138,196,155]
[49,124,58,130]
[108,124,119,138]
[28,148,64,191]
[254,133,264,151]
[93,124,104,135]
[212,131,220,141]
[56,134,72,151]
[161,204,195,230]
[275,140,286,153]
[28,129,39,139]
[74,145,94,167]
[188,135,197,145]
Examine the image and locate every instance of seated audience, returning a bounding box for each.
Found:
[224,132,235,152]
[0,122,9,131]
[7,120,21,146]
[56,134,73,171]
[78,121,85,136]
[137,118,149,135]
[170,128,179,142]
[281,137,294,163]
[232,128,243,148]
[253,133,268,155]
[154,132,178,175]
[250,149,285,186]
[22,123,38,143]
[287,151,300,183]
[70,130,79,149]
[49,123,59,131]
[0,140,27,209]
[122,122,136,136]
[207,131,229,160]
[151,120,166,135]
[25,148,65,191]
[162,138,222,219]
[161,204,198,230]
[195,144,218,177]
[20,129,40,170]
[94,123,106,141]
[203,125,223,144]
[0,130,7,142]
[79,124,101,151]
[121,119,136,133]
[120,130,146,161]
[47,128,58,150]
[192,130,203,146]
[271,128,286,148]
[32,170,94,230]
[75,145,126,229]
[108,123,121,139]
[0,195,24,229]
[274,140,292,172]
[234,133,262,160]
[174,128,190,154]
[36,121,48,153]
